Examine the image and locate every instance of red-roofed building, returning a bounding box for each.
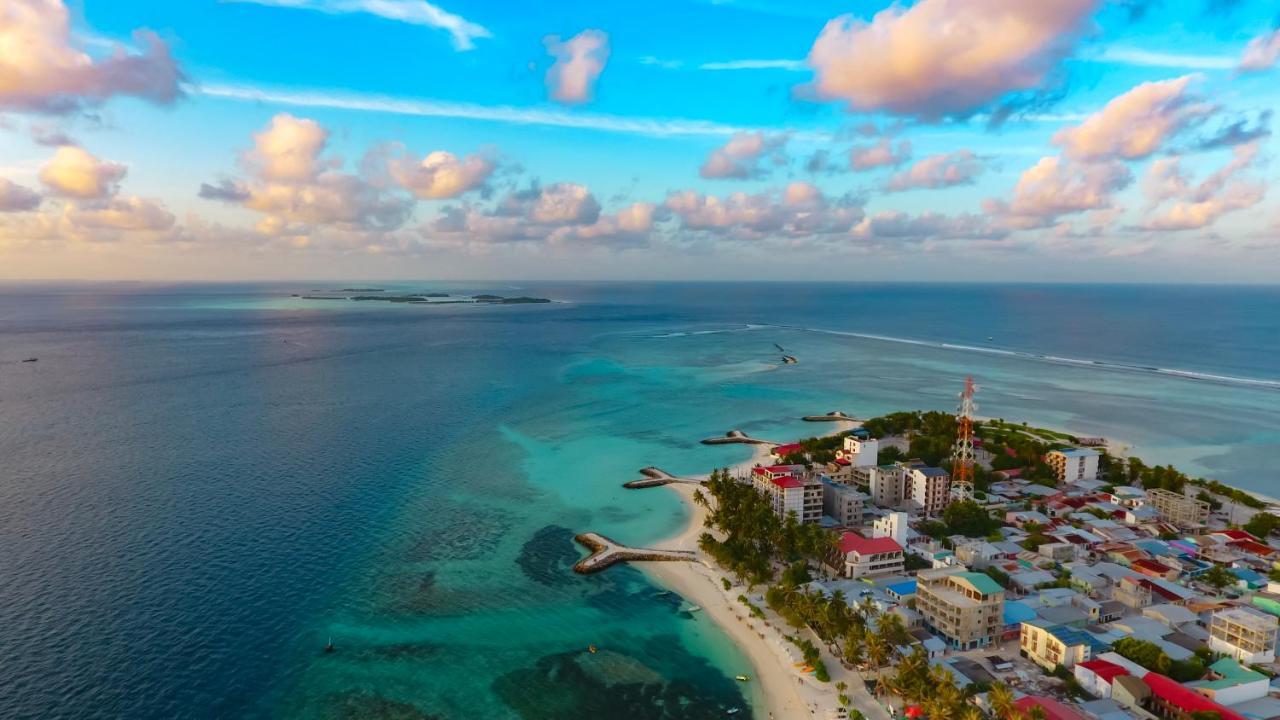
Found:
[1143,673,1248,720]
[1074,659,1130,698]
[1229,539,1277,558]
[1215,529,1258,542]
[751,466,822,525]
[770,443,804,462]
[1131,558,1180,581]
[835,532,904,579]
[1011,696,1089,720]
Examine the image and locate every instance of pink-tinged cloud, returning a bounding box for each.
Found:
[38,146,126,199]
[1052,76,1212,161]
[0,178,42,211]
[986,155,1132,228]
[0,0,183,114]
[851,210,1007,244]
[1141,141,1266,231]
[389,149,494,199]
[549,202,657,247]
[806,0,1098,118]
[886,150,984,192]
[700,131,788,179]
[1240,29,1280,72]
[664,185,863,239]
[850,138,911,171]
[544,29,610,105]
[248,114,330,183]
[67,196,175,232]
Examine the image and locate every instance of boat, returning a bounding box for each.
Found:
[22,358,37,362]
[735,675,750,682]
[727,708,741,715]
[685,605,702,612]
[323,636,335,653]
[588,645,598,654]
[986,336,994,342]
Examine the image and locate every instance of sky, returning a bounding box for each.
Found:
[1,0,1279,282]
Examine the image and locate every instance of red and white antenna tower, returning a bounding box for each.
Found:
[951,376,978,503]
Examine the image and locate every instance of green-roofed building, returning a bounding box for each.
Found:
[916,567,1007,649]
[1190,657,1271,706]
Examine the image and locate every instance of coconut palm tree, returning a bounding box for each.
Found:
[988,682,1016,720]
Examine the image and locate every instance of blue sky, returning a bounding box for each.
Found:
[0,0,1278,281]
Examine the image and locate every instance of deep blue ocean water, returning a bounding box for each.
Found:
[0,282,1277,719]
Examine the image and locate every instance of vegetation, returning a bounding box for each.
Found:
[1245,512,1280,539]
[1201,564,1237,593]
[1113,637,1208,682]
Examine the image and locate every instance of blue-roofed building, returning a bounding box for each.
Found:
[1020,618,1108,670]
[1004,599,1038,640]
[886,579,917,601]
[1232,567,1267,590]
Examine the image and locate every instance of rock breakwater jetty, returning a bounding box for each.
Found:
[571,533,697,574]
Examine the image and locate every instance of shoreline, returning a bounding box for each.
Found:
[640,422,854,719]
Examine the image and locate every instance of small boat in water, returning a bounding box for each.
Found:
[323,636,335,653]
[735,675,750,682]
[685,605,702,613]
[588,645,598,654]
[22,358,37,362]
[727,708,741,715]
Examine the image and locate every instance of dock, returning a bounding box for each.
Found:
[623,466,704,489]
[571,533,698,574]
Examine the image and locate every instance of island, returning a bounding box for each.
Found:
[585,386,1280,720]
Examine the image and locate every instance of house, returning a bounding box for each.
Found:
[1020,619,1105,670]
[835,533,905,579]
[1006,509,1052,529]
[770,442,804,462]
[1108,486,1148,508]
[1142,673,1248,720]
[1208,607,1279,664]
[908,466,951,518]
[1189,657,1271,707]
[1074,658,1131,699]
[872,511,911,546]
[1046,448,1100,484]
[837,436,879,467]
[916,568,1006,650]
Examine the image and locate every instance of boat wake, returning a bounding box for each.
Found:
[649,324,769,339]
[766,325,1280,391]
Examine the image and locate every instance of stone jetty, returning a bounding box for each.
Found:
[622,467,703,489]
[801,411,855,422]
[571,533,697,574]
[700,430,775,446]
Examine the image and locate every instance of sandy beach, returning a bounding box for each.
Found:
[640,424,856,719]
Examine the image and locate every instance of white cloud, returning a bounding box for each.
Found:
[985,155,1132,228]
[39,146,126,199]
[0,179,42,212]
[698,59,805,71]
[226,0,491,50]
[1089,46,1234,70]
[886,150,984,192]
[545,30,610,105]
[388,148,494,199]
[700,132,789,179]
[1240,29,1280,72]
[850,139,911,171]
[1052,75,1212,161]
[1141,142,1266,231]
[806,0,1099,118]
[0,0,183,114]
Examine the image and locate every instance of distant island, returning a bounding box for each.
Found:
[292,291,552,305]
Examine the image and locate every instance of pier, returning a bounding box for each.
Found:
[622,466,704,489]
[571,533,698,574]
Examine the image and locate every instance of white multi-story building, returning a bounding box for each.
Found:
[1209,607,1279,664]
[872,511,911,546]
[751,465,823,524]
[822,480,867,526]
[869,463,907,508]
[908,466,951,518]
[838,436,880,467]
[836,533,905,579]
[1046,448,1100,484]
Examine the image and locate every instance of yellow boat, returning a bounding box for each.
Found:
[588,645,597,654]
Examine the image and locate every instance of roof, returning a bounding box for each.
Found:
[1012,696,1090,720]
[1076,659,1130,684]
[1142,673,1247,720]
[886,580,917,597]
[1216,529,1258,541]
[955,571,1003,596]
[1190,658,1269,691]
[1004,600,1038,626]
[914,466,949,478]
[1051,448,1100,458]
[839,532,903,556]
[771,475,804,489]
[773,443,803,455]
[1025,620,1108,652]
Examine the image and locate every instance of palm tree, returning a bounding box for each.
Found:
[989,682,1016,720]
[1026,705,1047,720]
[960,706,987,720]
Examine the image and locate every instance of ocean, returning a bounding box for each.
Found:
[0,282,1276,719]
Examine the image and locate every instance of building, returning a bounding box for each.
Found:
[915,568,1005,650]
[1208,607,1279,664]
[1046,448,1100,484]
[1011,696,1091,720]
[1142,673,1248,720]
[908,466,951,517]
[835,533,905,579]
[1074,658,1130,699]
[1020,619,1103,671]
[822,480,867,526]
[869,463,907,509]
[838,436,879,467]
[751,465,823,524]
[1189,657,1271,707]
[872,511,911,546]
[770,442,804,463]
[1145,488,1210,529]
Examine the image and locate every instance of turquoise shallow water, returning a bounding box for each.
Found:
[0,282,1277,719]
